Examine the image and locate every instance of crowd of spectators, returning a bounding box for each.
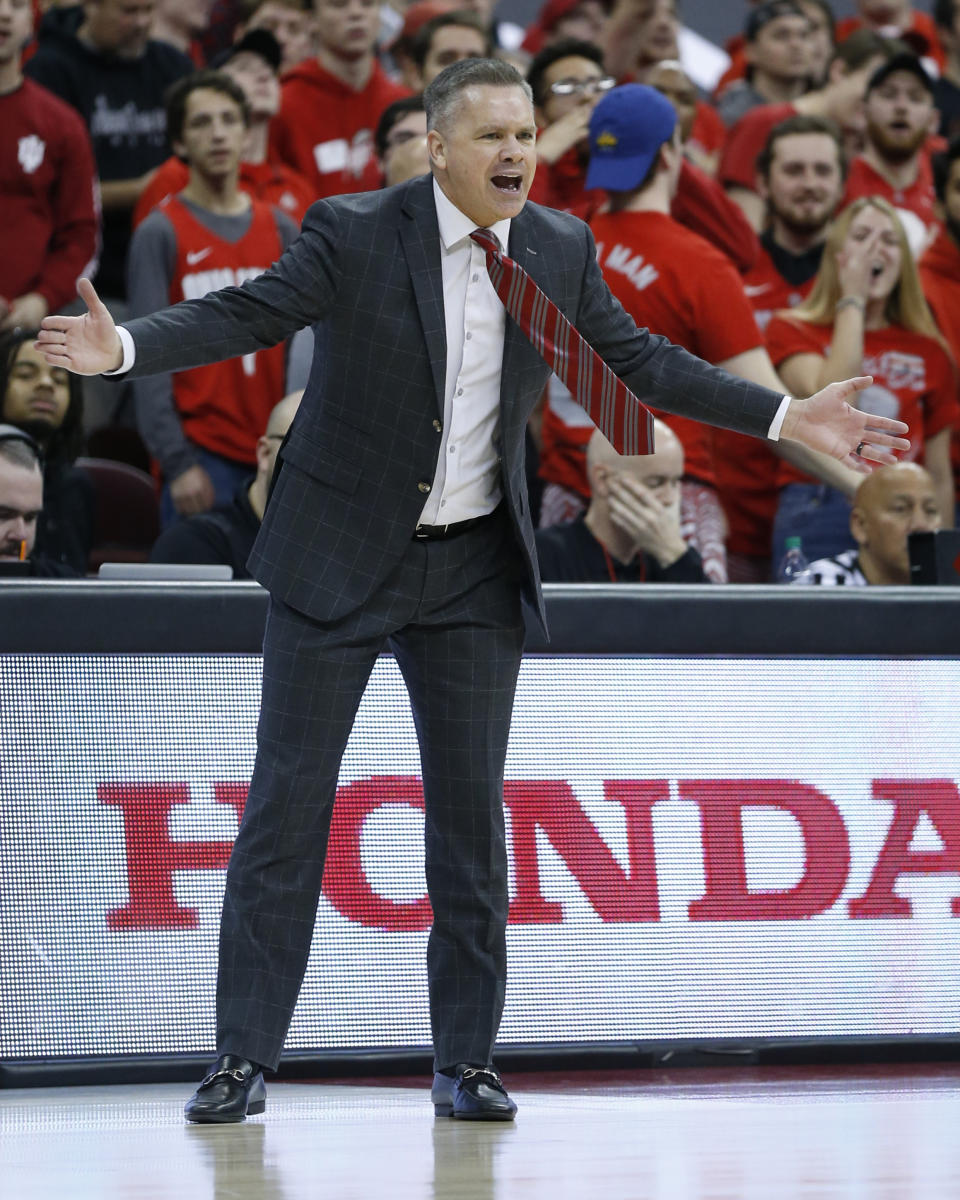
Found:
[2,0,959,587]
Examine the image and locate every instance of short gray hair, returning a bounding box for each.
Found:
[424,58,534,134]
[0,425,42,472]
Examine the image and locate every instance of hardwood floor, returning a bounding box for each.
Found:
[3,1065,960,1198]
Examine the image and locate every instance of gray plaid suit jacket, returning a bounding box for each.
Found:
[122,174,783,629]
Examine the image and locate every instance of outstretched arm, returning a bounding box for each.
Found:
[573,223,911,468]
[37,200,340,380]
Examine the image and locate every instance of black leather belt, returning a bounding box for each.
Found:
[413,512,492,540]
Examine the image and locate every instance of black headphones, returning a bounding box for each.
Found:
[0,423,43,464]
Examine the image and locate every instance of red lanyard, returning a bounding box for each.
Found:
[601,544,645,582]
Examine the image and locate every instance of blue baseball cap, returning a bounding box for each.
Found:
[585,84,678,193]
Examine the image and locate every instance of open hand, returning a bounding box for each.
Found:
[34,279,124,376]
[607,475,687,568]
[781,377,910,473]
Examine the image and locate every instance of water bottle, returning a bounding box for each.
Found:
[776,536,808,583]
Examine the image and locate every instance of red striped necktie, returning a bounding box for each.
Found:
[470,227,655,456]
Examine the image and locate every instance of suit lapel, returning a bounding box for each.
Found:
[500,209,547,409]
[400,177,447,416]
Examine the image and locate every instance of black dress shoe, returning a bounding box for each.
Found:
[432,1065,517,1121]
[184,1054,266,1124]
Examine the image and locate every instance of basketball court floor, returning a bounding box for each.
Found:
[3,1064,960,1198]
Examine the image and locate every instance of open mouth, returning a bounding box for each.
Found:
[870,262,886,278]
[491,174,523,194]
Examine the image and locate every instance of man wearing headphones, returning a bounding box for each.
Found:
[0,425,75,575]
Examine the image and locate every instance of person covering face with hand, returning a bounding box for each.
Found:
[536,421,708,581]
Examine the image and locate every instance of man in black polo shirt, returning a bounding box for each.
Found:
[149,389,300,576]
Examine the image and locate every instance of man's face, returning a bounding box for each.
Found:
[313,0,379,60]
[747,13,811,83]
[3,343,71,442]
[648,62,697,142]
[537,54,610,127]
[852,465,941,582]
[158,0,214,37]
[419,23,487,87]
[429,84,537,227]
[941,157,960,245]
[552,0,607,47]
[222,50,279,121]
[596,435,684,527]
[797,0,833,82]
[762,131,843,236]
[381,108,428,186]
[0,459,42,561]
[621,439,684,513]
[245,1,313,72]
[175,88,247,180]
[634,0,679,67]
[0,0,34,67]
[84,0,156,57]
[865,69,936,164]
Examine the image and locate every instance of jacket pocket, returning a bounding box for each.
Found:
[279,433,360,495]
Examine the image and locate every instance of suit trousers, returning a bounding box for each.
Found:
[215,507,526,1072]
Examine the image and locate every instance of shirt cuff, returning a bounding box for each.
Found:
[767,395,792,442]
[102,326,135,375]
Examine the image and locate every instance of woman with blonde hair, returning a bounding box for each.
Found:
[766,195,957,565]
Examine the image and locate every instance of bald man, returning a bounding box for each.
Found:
[535,422,708,583]
[149,390,302,577]
[793,462,941,585]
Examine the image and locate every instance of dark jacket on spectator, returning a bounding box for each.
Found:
[149,482,259,578]
[535,514,707,583]
[36,458,94,574]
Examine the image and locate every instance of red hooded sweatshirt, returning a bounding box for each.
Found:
[269,59,409,199]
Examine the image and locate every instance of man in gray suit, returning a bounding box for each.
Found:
[38,58,907,1123]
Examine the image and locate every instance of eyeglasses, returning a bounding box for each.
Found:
[547,75,617,98]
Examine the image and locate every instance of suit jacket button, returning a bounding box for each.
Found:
[432,419,442,432]
[418,481,431,493]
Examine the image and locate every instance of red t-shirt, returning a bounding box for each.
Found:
[713,245,815,557]
[134,156,315,228]
[539,210,763,496]
[766,314,958,487]
[0,77,99,311]
[841,154,937,236]
[164,195,288,464]
[689,99,726,162]
[269,59,408,199]
[720,101,798,192]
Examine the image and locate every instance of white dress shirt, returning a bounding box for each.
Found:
[418,180,512,526]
